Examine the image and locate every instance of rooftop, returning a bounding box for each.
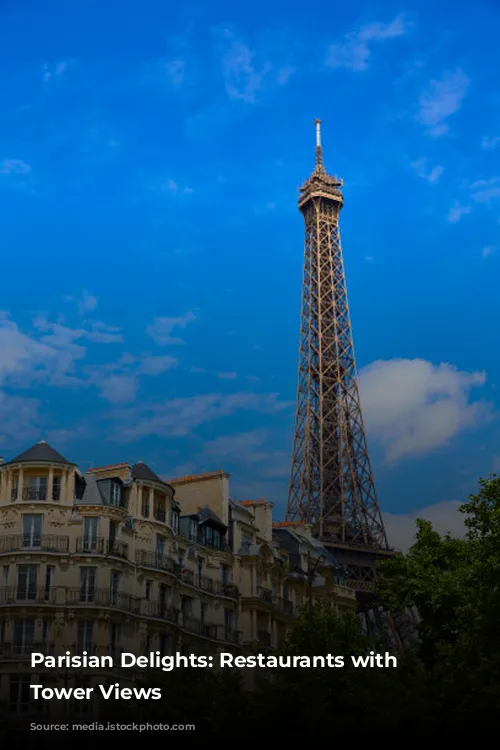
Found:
[5,441,73,466]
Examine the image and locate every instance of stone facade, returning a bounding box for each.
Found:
[0,441,356,718]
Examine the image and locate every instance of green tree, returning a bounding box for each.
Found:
[376,474,500,731]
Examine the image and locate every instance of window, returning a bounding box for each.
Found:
[188,519,197,541]
[171,508,179,534]
[181,596,192,618]
[13,619,35,655]
[213,529,221,549]
[224,608,234,638]
[145,580,152,601]
[44,566,54,601]
[26,476,47,501]
[221,566,229,585]
[83,517,99,551]
[109,623,120,655]
[110,482,121,506]
[200,602,206,625]
[3,565,9,586]
[109,520,118,548]
[197,557,203,581]
[76,621,93,653]
[159,634,170,654]
[110,571,120,605]
[9,675,32,714]
[242,533,252,549]
[22,514,42,548]
[156,535,166,560]
[52,476,61,502]
[80,567,96,603]
[42,619,49,644]
[159,583,170,615]
[16,565,37,601]
[11,476,18,501]
[141,493,149,517]
[203,526,213,547]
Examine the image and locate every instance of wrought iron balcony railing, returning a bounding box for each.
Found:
[256,586,273,604]
[0,641,54,657]
[75,538,128,559]
[135,550,179,575]
[142,600,179,624]
[197,577,239,599]
[272,596,294,614]
[0,535,69,554]
[257,629,272,647]
[0,586,56,605]
[65,588,140,613]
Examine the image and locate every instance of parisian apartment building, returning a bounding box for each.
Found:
[0,440,356,719]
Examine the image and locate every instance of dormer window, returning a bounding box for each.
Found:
[171,509,179,535]
[110,482,121,507]
[188,519,197,541]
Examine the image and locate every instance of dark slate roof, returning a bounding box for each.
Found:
[76,474,104,505]
[180,504,227,528]
[131,461,169,486]
[197,505,227,528]
[6,441,73,466]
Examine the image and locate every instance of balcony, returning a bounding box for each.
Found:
[135,550,179,575]
[0,586,56,605]
[106,540,128,559]
[272,596,294,615]
[0,641,54,658]
[0,535,69,554]
[143,600,179,624]
[153,508,166,523]
[75,538,128,559]
[198,577,239,599]
[220,627,240,644]
[257,629,272,647]
[65,588,140,613]
[181,615,202,634]
[257,587,273,604]
[180,569,195,586]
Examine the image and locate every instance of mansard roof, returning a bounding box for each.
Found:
[6,440,73,466]
[131,461,172,489]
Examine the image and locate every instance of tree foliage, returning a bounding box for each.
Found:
[103,475,500,738]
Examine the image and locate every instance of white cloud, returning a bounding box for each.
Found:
[0,391,42,448]
[42,60,71,83]
[138,355,178,375]
[359,358,492,462]
[97,374,138,404]
[0,314,85,389]
[471,176,500,204]
[78,290,98,315]
[481,135,500,150]
[326,15,410,71]
[418,69,470,136]
[213,27,293,103]
[482,246,496,258]
[384,501,465,552]
[0,159,31,175]
[447,203,471,223]
[217,371,238,380]
[411,158,444,183]
[114,392,291,440]
[146,312,196,345]
[163,58,185,87]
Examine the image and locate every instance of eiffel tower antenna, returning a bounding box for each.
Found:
[286,119,391,588]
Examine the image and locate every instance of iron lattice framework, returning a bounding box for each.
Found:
[286,121,390,585]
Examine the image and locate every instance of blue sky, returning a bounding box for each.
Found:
[1,0,499,541]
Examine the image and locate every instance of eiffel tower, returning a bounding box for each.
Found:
[286,120,392,592]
